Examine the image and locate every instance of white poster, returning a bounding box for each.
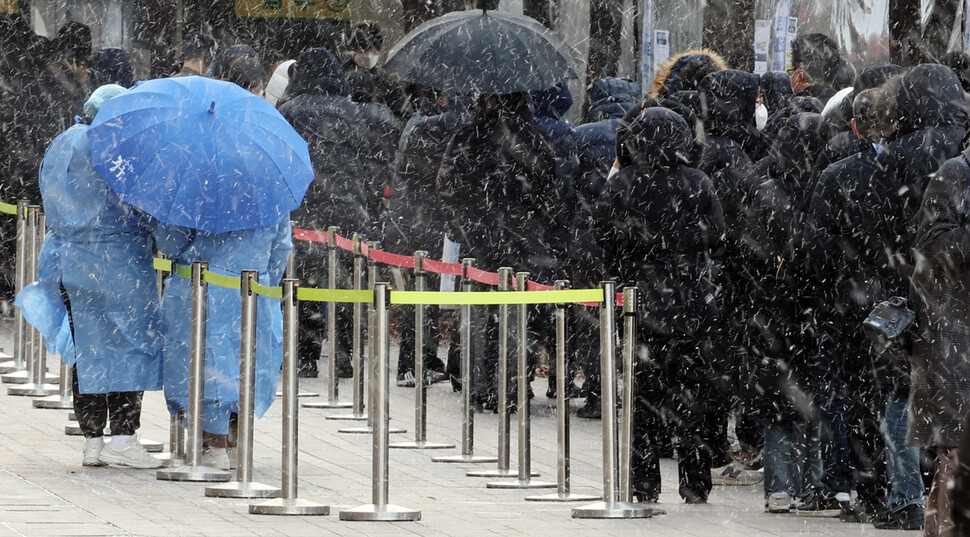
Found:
[785,16,798,71]
[653,30,670,75]
[771,0,790,72]
[754,19,771,74]
[640,0,654,97]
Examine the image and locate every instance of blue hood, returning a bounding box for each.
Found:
[588,77,640,122]
[529,82,573,120]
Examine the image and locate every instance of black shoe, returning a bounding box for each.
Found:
[298,360,318,378]
[795,490,841,517]
[680,486,708,504]
[872,504,924,530]
[576,396,601,419]
[334,364,353,379]
[451,377,462,393]
[839,497,880,523]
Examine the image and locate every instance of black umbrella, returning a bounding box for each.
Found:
[384,2,579,95]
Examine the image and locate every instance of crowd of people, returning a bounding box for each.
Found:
[3,12,970,537]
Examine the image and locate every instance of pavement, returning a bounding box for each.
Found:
[0,318,899,537]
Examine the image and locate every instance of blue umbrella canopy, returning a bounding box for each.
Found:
[88,76,313,233]
[384,8,579,95]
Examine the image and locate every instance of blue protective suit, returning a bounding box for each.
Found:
[15,123,162,394]
[155,217,291,433]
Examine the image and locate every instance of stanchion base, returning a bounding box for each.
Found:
[389,440,456,450]
[275,391,319,398]
[1,371,29,384]
[68,412,76,421]
[431,453,498,464]
[571,501,664,519]
[301,400,352,409]
[156,464,232,482]
[64,421,82,436]
[138,438,164,453]
[8,383,58,397]
[337,426,406,434]
[339,503,421,522]
[487,478,556,489]
[249,497,330,516]
[33,395,74,409]
[160,456,186,467]
[205,480,281,498]
[525,491,601,502]
[466,468,538,478]
[325,413,368,421]
[0,361,23,374]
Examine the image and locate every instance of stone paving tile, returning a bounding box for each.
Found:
[0,316,899,537]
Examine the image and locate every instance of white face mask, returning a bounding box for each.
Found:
[353,52,379,70]
[755,103,768,130]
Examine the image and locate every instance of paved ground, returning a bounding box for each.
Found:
[0,318,899,537]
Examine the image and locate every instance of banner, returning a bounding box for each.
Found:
[0,0,18,14]
[653,30,670,76]
[785,16,798,71]
[235,0,349,20]
[754,19,771,74]
[771,0,789,72]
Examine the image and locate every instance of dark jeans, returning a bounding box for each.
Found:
[72,366,143,439]
[631,336,716,502]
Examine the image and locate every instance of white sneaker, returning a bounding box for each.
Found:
[766,492,792,513]
[99,437,162,469]
[712,462,764,485]
[82,443,107,467]
[201,449,230,470]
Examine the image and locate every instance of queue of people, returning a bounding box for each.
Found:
[3,15,970,537]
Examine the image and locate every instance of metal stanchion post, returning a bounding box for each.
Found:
[488,272,554,489]
[467,267,531,477]
[303,227,351,410]
[572,282,660,519]
[340,242,404,435]
[527,280,600,502]
[33,358,72,409]
[3,204,35,384]
[207,271,281,498]
[340,283,421,521]
[619,287,638,502]
[432,259,496,464]
[391,251,454,450]
[9,207,57,396]
[327,234,368,422]
[0,201,29,375]
[156,262,231,482]
[159,411,186,465]
[275,251,318,400]
[250,279,329,515]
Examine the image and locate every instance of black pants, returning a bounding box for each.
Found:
[72,366,143,439]
[396,270,447,376]
[296,244,352,376]
[631,336,716,502]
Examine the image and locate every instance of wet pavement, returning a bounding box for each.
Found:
[0,319,892,537]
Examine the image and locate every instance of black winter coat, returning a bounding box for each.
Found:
[594,107,724,338]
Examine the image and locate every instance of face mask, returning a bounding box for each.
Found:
[354,52,379,70]
[755,104,768,130]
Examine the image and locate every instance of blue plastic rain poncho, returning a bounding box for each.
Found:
[15,123,162,394]
[155,218,291,433]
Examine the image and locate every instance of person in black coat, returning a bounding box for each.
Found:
[789,33,842,103]
[595,106,724,504]
[279,47,400,378]
[437,92,560,408]
[743,112,827,512]
[89,48,134,89]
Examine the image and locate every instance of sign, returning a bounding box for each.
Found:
[0,0,18,14]
[785,16,798,71]
[653,30,670,76]
[235,0,349,20]
[640,0,654,97]
[771,0,789,72]
[754,19,771,74]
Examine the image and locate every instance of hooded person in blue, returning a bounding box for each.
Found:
[155,199,292,471]
[16,83,163,469]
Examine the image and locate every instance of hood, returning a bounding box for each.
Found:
[760,71,793,113]
[588,77,640,122]
[699,69,759,130]
[855,64,905,93]
[771,112,825,190]
[89,48,134,89]
[265,59,294,107]
[649,48,727,98]
[529,82,573,120]
[821,86,855,137]
[895,63,969,135]
[616,107,693,171]
[208,44,258,79]
[288,47,349,98]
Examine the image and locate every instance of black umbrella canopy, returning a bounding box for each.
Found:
[384,7,580,95]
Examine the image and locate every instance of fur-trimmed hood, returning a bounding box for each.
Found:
[649,48,728,98]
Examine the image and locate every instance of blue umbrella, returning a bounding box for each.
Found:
[88,76,313,233]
